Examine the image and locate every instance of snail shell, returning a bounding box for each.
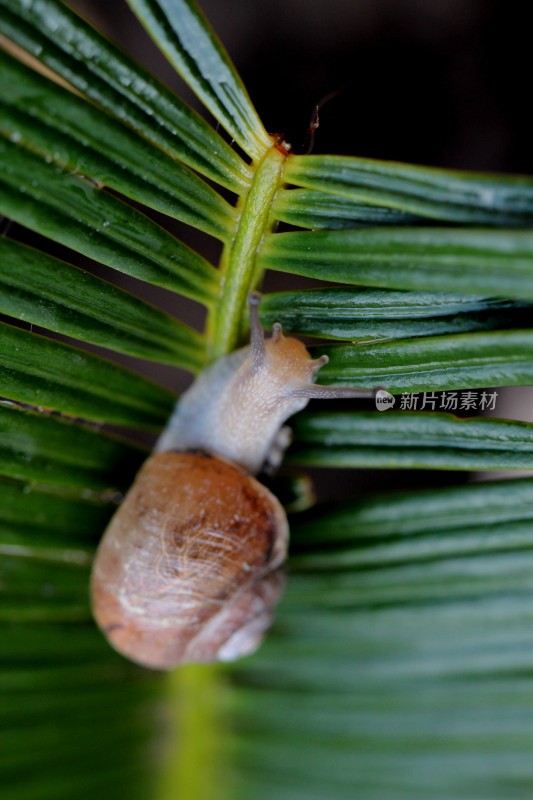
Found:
[91,450,288,669]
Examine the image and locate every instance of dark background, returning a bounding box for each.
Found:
[74,0,531,174]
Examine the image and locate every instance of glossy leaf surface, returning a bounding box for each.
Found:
[0,136,218,304]
[259,227,533,301]
[260,288,531,340]
[272,188,420,229]
[0,238,205,369]
[0,49,236,240]
[0,323,174,428]
[0,403,144,491]
[288,411,533,470]
[316,330,533,392]
[0,0,250,190]
[127,0,271,160]
[284,154,533,224]
[229,477,533,800]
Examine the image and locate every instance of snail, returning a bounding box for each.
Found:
[90,294,375,669]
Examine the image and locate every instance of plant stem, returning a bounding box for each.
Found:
[207,145,287,360]
[158,664,230,800]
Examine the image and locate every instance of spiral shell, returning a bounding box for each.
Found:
[91,450,288,669]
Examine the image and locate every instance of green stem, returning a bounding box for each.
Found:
[207,145,287,360]
[157,664,230,800]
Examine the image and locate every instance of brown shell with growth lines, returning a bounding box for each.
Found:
[91,450,288,669]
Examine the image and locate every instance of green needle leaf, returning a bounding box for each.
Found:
[316,330,533,392]
[260,288,530,340]
[0,322,175,428]
[259,227,533,301]
[272,188,420,229]
[126,0,272,161]
[0,136,219,304]
[286,478,533,611]
[1,622,163,798]
[225,477,533,800]
[0,49,237,241]
[284,154,533,224]
[0,0,250,191]
[289,476,533,552]
[288,411,533,471]
[0,475,112,549]
[0,238,205,370]
[0,403,145,491]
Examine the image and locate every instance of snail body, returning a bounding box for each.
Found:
[91,295,374,669]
